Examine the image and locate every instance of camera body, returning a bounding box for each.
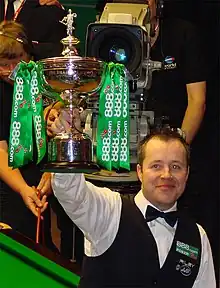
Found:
[86,23,148,81]
[86,3,153,86]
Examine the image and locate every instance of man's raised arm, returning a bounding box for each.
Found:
[52,173,121,256]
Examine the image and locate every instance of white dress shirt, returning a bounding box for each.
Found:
[52,173,216,288]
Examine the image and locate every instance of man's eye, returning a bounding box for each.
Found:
[152,164,160,169]
[172,165,181,170]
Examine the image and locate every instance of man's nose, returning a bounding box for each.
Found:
[160,167,172,179]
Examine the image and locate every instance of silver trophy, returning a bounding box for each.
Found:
[40,10,104,173]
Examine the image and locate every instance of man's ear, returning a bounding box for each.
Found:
[137,164,143,183]
[186,166,190,181]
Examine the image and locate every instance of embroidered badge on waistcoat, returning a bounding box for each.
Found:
[176,259,195,277]
[176,241,199,260]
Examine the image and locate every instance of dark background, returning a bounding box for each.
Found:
[165,0,220,278]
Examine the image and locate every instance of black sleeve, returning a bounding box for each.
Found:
[0,81,13,142]
[180,21,207,84]
[30,6,67,60]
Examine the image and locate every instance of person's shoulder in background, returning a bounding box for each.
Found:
[162,17,201,40]
[32,4,66,22]
[162,17,207,83]
[27,4,66,39]
[27,4,67,60]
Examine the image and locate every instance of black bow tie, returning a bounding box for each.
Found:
[145,205,178,227]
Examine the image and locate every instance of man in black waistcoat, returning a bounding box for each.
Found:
[50,125,216,288]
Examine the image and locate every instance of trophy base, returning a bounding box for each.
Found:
[42,161,100,174]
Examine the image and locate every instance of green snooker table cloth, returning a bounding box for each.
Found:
[0,229,80,287]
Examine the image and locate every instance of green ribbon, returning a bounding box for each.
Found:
[8,61,57,169]
[96,63,130,171]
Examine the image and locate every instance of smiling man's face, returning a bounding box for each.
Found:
[137,137,189,211]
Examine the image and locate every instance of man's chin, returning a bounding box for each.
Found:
[157,192,178,208]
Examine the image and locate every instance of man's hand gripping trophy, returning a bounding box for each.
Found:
[45,101,85,138]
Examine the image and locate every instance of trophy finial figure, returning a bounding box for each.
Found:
[60,9,77,36]
[60,9,80,56]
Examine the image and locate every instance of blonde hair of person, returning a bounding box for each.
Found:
[0,21,31,60]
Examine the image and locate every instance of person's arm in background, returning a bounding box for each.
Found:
[180,22,207,144]
[39,0,64,9]
[0,141,47,216]
[181,81,206,144]
[27,0,63,8]
[0,81,47,216]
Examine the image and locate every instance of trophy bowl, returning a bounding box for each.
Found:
[40,56,104,173]
[41,56,103,93]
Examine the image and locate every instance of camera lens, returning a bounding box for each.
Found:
[109,46,127,63]
[87,26,142,75]
[99,35,132,67]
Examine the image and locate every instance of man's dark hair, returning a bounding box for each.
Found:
[137,127,190,167]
